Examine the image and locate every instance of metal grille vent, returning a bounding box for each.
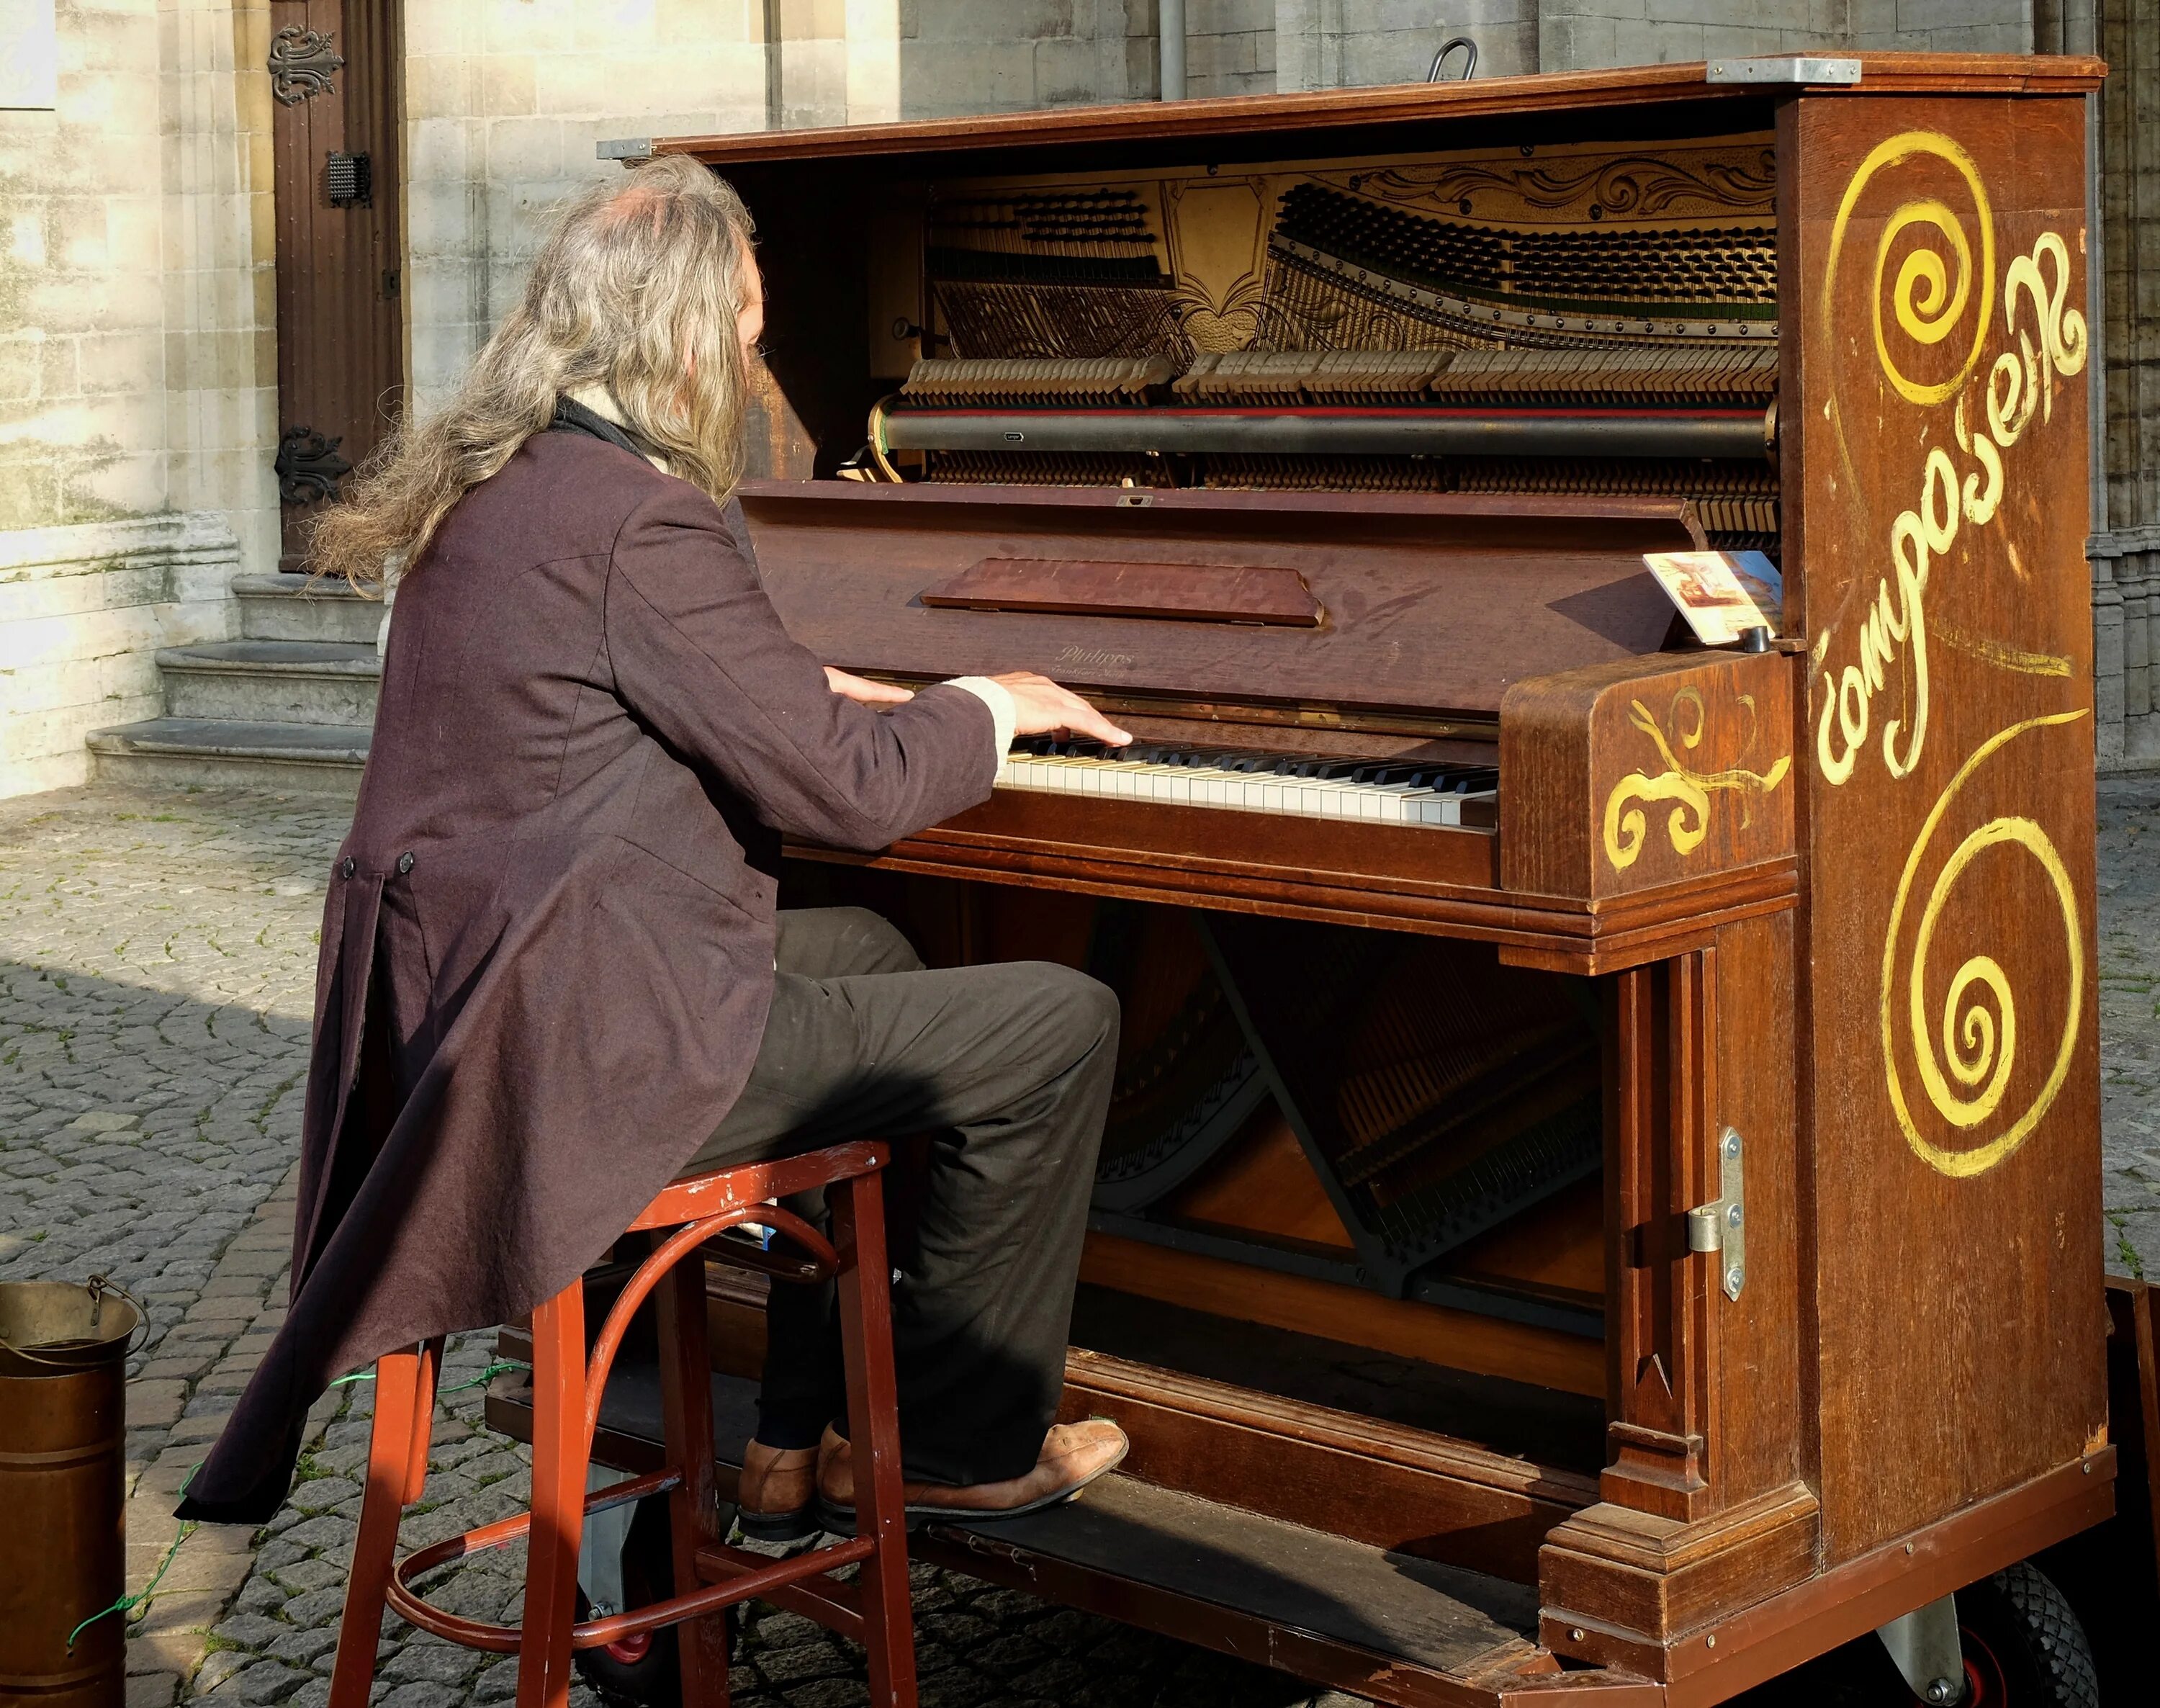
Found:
[325,151,372,209]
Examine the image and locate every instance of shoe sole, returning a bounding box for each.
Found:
[817,1441,1130,1531]
[732,1505,819,1544]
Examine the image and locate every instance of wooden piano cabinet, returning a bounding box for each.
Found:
[1783,81,2108,1571]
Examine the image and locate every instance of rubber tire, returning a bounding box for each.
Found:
[1755,1561,2100,1707]
[570,1496,739,1708]
[1960,1563,2101,1708]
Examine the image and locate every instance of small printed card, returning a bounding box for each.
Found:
[1642,550,1782,647]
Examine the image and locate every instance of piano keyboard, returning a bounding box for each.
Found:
[1000,738,1498,828]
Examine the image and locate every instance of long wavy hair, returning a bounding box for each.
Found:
[312,156,757,592]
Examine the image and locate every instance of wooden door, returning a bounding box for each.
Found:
[268,1,404,568]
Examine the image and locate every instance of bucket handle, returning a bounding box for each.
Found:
[0,1274,151,1368]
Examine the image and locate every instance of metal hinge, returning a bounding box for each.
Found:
[1686,1126,1747,1301]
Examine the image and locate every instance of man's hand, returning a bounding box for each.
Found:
[824,666,915,706]
[991,672,1133,747]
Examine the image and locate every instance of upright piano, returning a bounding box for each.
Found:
[496,53,2114,1705]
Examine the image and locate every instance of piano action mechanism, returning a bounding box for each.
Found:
[492,53,2120,1706]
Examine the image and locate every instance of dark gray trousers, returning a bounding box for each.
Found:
[686,908,1117,1487]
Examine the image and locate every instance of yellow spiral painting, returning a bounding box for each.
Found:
[1823,130,1996,408]
[1879,711,2087,1179]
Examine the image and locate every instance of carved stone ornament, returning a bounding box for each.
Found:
[274,427,351,505]
[269,26,344,106]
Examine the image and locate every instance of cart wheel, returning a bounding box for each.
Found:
[570,1496,741,1708]
[1948,1563,2100,1708]
[1770,1563,2098,1708]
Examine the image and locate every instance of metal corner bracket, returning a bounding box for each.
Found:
[1706,56,1861,86]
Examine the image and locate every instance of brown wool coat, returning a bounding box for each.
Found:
[180,430,995,1522]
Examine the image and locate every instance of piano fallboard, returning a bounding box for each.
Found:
[739,482,1703,724]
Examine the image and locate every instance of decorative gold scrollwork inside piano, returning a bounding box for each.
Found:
[868,135,1781,552]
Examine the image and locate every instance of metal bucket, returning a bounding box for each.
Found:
[0,1279,142,1708]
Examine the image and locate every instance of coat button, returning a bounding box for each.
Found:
[397,852,415,875]
[341,857,356,878]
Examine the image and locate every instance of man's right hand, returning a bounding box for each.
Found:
[991,673,1133,748]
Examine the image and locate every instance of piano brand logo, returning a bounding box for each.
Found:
[1880,710,2087,1179]
[1601,688,1789,872]
[1056,644,1135,670]
[1812,132,2087,791]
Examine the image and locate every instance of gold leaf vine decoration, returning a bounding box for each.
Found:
[1602,690,1792,871]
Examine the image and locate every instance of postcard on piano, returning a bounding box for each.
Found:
[1642,550,1782,647]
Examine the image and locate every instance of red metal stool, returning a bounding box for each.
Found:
[325,1141,915,1708]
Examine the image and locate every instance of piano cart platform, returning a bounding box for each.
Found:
[482,1271,2160,1707]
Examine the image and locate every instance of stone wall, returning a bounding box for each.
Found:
[2098,0,2159,765]
[0,513,238,796]
[401,1,768,412]
[0,0,276,796]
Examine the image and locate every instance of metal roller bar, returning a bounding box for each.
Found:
[882,406,1776,461]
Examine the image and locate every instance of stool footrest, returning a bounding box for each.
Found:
[585,1534,875,1648]
[695,1537,872,1641]
[386,1475,876,1655]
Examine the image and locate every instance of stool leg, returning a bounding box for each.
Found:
[835,1172,917,1708]
[518,1285,588,1708]
[657,1248,731,1708]
[405,1338,442,1503]
[328,1347,424,1708]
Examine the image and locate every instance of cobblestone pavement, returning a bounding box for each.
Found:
[3,776,2156,1708]
[2098,774,2160,1281]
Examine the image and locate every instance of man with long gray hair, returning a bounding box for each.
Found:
[180,156,1133,1542]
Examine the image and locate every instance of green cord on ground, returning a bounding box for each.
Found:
[67,1464,201,1651]
[63,1356,535,1653]
[440,1357,529,1395]
[330,1355,530,1395]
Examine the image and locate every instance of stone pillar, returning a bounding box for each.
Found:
[1274,0,1338,94]
[2100,0,2160,765]
[843,0,901,124]
[768,0,850,131]
[2113,534,2160,763]
[2094,553,2128,767]
[164,0,282,590]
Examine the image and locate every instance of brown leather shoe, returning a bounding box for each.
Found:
[816,1419,1129,1524]
[735,1439,819,1542]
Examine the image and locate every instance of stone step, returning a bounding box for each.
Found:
[157,640,382,726]
[87,717,367,796]
[231,571,384,645]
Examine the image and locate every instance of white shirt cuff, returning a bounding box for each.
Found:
[942,675,1016,774]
